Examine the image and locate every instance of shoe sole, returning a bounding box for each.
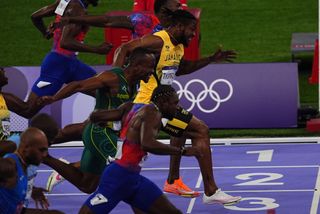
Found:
[164,190,200,198]
[203,198,242,205]
[223,198,242,206]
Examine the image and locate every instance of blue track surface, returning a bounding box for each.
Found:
[30,143,320,214]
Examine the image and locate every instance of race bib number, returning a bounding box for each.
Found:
[160,66,177,85]
[112,121,122,131]
[114,139,124,160]
[55,0,71,16]
[1,118,10,138]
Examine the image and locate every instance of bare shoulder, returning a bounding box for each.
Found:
[141,105,161,120]
[98,70,118,81]
[140,34,164,50]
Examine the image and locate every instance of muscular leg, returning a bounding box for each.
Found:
[43,156,100,193]
[166,136,186,183]
[182,116,218,196]
[52,122,86,145]
[147,195,182,214]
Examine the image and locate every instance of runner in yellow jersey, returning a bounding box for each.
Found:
[0,67,43,156]
[114,9,241,205]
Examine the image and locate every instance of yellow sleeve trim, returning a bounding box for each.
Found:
[167,118,188,129]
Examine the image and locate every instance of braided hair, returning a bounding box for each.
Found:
[151,85,176,103]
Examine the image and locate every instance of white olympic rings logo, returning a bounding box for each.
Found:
[173,79,233,113]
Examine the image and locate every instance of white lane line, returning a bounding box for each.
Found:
[46,193,88,196]
[49,137,320,147]
[310,166,320,214]
[37,165,319,173]
[46,189,316,197]
[186,173,203,214]
[141,165,319,170]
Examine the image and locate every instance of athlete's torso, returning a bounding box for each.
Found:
[116,104,157,171]
[52,0,88,57]
[94,67,137,131]
[133,30,184,104]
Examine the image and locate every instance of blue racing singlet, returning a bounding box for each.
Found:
[0,153,27,214]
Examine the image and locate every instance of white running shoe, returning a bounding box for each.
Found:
[203,189,241,205]
[46,158,69,192]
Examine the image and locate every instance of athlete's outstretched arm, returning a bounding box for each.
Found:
[113,35,163,67]
[2,92,40,118]
[176,49,237,76]
[39,71,117,105]
[90,102,133,125]
[59,3,112,54]
[31,0,60,39]
[61,15,133,29]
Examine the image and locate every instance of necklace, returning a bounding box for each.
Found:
[166,30,179,44]
[151,102,159,111]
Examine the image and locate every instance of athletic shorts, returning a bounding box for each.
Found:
[32,51,96,96]
[84,163,163,213]
[81,123,119,175]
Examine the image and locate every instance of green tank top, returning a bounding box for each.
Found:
[94,67,136,130]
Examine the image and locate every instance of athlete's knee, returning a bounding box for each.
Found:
[192,120,209,141]
[197,120,209,137]
[170,136,186,147]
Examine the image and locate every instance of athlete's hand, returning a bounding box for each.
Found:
[209,48,237,63]
[96,42,113,54]
[38,96,55,106]
[44,22,57,40]
[90,110,107,127]
[184,146,203,158]
[32,187,49,209]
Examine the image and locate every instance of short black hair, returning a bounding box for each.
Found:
[154,0,169,14]
[29,113,59,142]
[163,9,196,27]
[151,85,176,103]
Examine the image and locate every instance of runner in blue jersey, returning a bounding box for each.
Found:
[0,127,63,214]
